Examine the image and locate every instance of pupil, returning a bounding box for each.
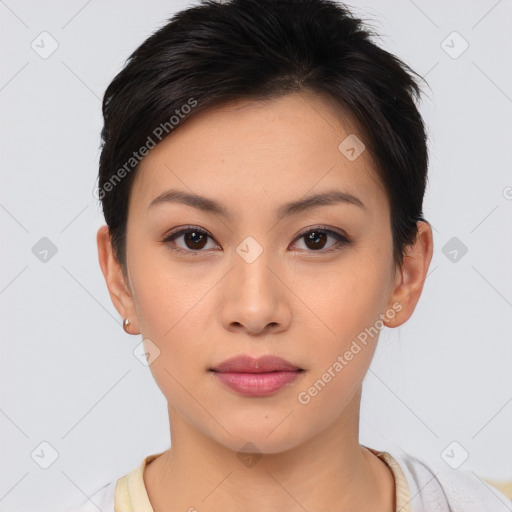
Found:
[186,231,206,249]
[306,231,326,250]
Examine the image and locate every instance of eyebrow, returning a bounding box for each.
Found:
[148,188,366,220]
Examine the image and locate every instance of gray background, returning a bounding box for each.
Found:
[1,0,511,510]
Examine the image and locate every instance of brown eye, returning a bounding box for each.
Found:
[182,230,208,250]
[294,227,351,253]
[163,227,217,255]
[163,225,351,256]
[304,230,328,250]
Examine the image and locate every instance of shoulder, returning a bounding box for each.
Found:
[389,449,512,512]
[66,480,117,512]
[62,452,163,512]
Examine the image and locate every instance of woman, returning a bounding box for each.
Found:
[76,0,511,510]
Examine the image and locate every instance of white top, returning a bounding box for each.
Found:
[67,448,512,512]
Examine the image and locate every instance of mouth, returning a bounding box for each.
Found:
[209,354,305,396]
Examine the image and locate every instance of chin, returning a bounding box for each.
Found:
[210,420,306,456]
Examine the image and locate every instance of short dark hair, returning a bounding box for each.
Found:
[97,0,430,274]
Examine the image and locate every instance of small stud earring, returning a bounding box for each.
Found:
[122,318,131,334]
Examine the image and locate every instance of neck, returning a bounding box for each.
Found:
[144,388,395,512]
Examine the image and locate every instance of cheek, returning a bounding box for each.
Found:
[128,249,214,381]
[129,244,204,338]
[293,268,385,418]
[291,256,392,409]
[295,256,390,343]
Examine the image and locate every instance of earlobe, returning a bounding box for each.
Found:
[96,225,138,332]
[384,221,434,328]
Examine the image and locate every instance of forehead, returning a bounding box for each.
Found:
[129,91,387,218]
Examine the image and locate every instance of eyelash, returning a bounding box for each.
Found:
[162,225,351,256]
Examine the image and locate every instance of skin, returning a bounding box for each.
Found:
[97,90,433,512]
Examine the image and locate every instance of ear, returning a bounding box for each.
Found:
[97,225,139,334]
[384,220,434,328]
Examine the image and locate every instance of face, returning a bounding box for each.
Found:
[98,91,431,455]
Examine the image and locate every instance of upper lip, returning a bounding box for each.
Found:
[210,355,303,373]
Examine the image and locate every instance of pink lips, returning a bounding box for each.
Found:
[209,354,304,396]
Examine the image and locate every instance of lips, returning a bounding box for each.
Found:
[209,354,305,396]
[210,354,303,373]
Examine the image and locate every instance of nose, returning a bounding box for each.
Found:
[218,247,291,336]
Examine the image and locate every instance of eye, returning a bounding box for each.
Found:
[291,226,351,253]
[162,225,351,256]
[163,226,218,255]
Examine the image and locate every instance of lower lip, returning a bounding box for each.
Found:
[211,370,303,396]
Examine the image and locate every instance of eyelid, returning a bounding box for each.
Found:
[294,224,349,243]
